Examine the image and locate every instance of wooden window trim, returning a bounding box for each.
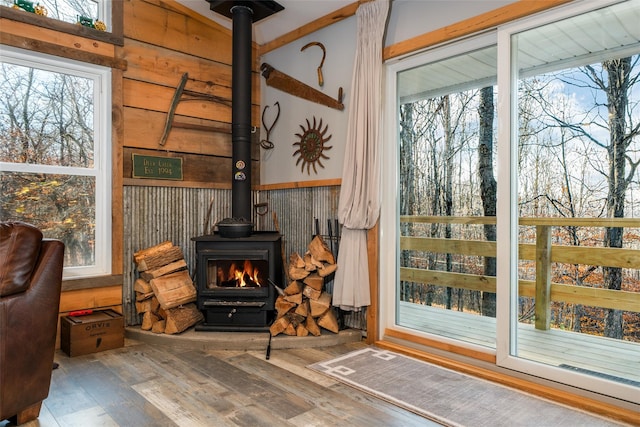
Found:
[0,4,123,46]
[0,3,125,70]
[383,0,571,60]
[62,274,123,292]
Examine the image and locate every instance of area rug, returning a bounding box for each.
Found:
[308,347,621,427]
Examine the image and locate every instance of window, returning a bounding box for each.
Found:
[0,46,111,278]
[500,0,640,403]
[1,0,109,30]
[384,0,640,404]
[394,41,499,349]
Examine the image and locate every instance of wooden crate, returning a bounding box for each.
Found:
[60,309,124,357]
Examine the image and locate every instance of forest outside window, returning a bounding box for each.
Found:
[387,0,640,403]
[503,0,640,399]
[396,41,499,349]
[0,46,111,278]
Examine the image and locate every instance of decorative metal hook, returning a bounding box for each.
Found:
[301,41,326,87]
[260,101,280,150]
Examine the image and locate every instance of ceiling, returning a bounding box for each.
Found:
[397,0,640,103]
[176,0,355,46]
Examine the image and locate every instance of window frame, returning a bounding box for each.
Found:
[381,31,498,347]
[382,0,639,405]
[496,0,639,404]
[0,45,112,279]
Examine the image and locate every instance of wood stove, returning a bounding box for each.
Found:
[193,232,282,331]
[193,1,285,331]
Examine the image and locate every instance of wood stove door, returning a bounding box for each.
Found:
[195,248,275,330]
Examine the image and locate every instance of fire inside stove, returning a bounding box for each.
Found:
[209,259,267,288]
[193,232,281,331]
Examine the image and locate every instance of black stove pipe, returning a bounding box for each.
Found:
[231,4,253,222]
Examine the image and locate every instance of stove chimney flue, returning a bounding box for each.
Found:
[206,0,284,234]
[230,3,252,221]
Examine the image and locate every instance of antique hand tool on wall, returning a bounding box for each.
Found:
[261,63,344,111]
[260,101,280,149]
[160,73,231,146]
[301,41,326,87]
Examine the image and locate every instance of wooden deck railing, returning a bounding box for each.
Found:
[400,216,640,330]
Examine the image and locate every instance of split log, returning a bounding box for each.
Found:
[308,235,335,264]
[303,273,324,291]
[164,303,204,334]
[288,313,306,326]
[284,292,303,305]
[135,245,184,272]
[133,241,173,263]
[134,278,153,294]
[151,320,166,334]
[317,263,338,277]
[302,285,322,301]
[150,297,161,315]
[296,324,309,337]
[290,252,305,269]
[283,322,297,336]
[294,299,309,318]
[309,292,332,317]
[150,270,196,309]
[317,308,339,333]
[136,298,153,314]
[136,291,154,302]
[305,315,321,336]
[270,316,290,336]
[289,265,309,280]
[141,311,159,330]
[275,295,296,317]
[303,253,315,271]
[305,252,324,271]
[140,259,187,281]
[283,280,304,295]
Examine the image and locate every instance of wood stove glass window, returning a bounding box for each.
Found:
[205,255,268,289]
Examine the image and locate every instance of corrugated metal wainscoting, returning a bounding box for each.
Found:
[123,185,367,331]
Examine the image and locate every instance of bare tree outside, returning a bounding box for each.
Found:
[398,52,640,343]
[1,59,97,267]
[478,86,496,317]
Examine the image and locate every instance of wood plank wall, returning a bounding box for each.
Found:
[1,0,265,345]
[2,0,569,340]
[119,0,261,189]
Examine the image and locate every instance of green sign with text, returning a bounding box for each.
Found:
[132,154,183,180]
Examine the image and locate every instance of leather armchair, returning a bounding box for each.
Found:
[0,221,64,425]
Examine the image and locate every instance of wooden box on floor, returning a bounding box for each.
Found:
[60,309,124,357]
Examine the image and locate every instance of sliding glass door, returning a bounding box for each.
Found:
[383,0,640,404]
[498,0,640,403]
[393,38,499,351]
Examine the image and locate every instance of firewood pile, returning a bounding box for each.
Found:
[133,241,203,334]
[270,235,339,337]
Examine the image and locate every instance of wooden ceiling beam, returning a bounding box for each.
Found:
[258,1,364,56]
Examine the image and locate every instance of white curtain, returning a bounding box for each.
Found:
[333,0,389,311]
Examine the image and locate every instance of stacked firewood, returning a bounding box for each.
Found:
[270,235,339,337]
[133,241,203,334]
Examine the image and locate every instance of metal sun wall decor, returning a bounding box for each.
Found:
[293,116,332,175]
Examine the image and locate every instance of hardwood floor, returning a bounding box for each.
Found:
[2,339,436,426]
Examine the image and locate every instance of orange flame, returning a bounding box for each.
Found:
[228,260,262,287]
